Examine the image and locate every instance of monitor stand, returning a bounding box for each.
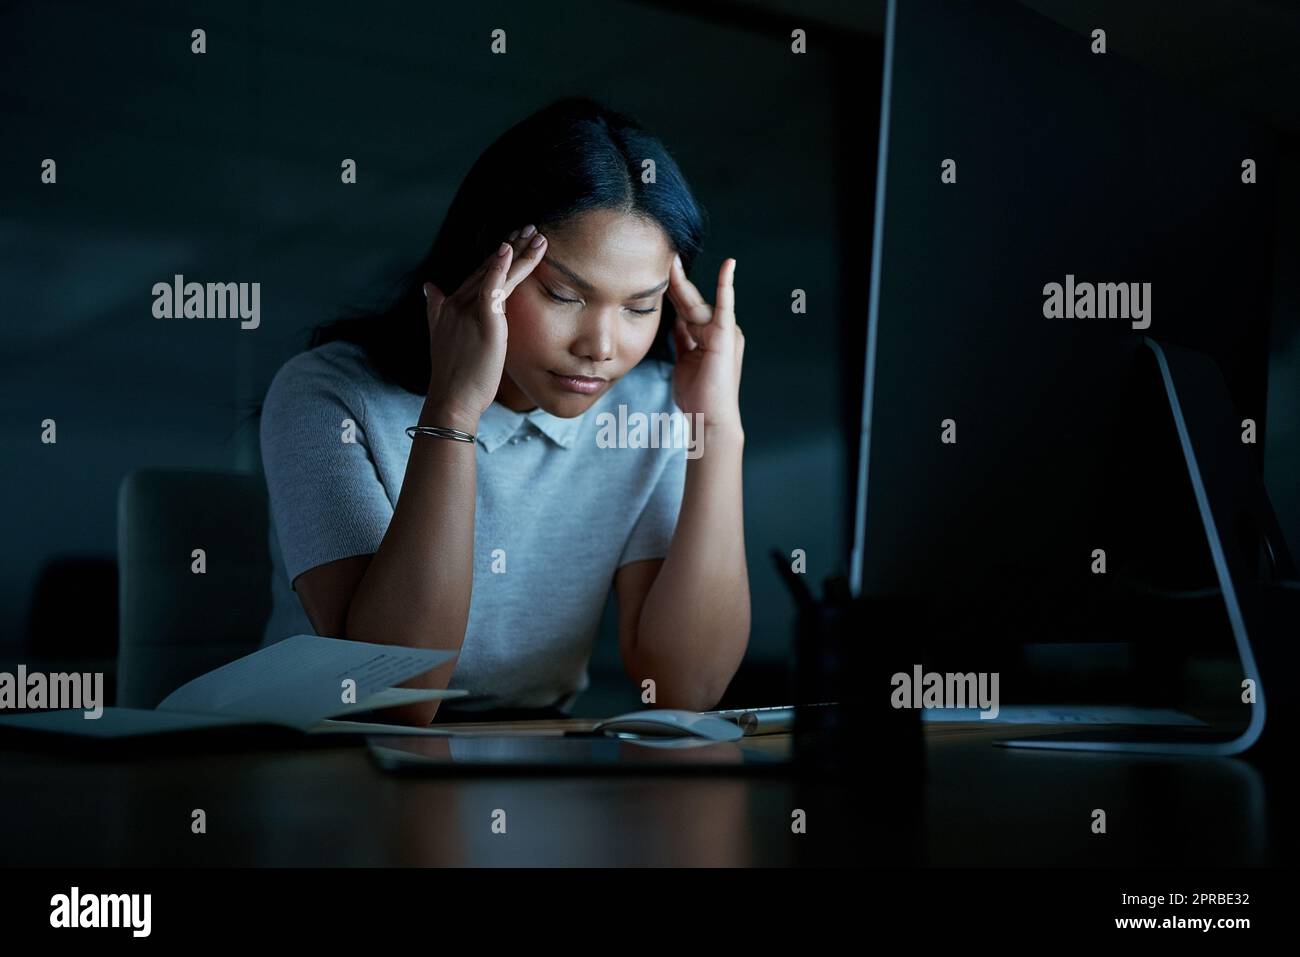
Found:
[999,337,1297,757]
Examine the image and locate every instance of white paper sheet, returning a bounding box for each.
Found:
[155,635,457,730]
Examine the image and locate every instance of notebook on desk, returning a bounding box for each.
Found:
[0,635,466,747]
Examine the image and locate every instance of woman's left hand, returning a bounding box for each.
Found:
[668,254,745,436]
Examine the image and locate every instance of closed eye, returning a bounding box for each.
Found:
[542,284,580,305]
[543,283,658,315]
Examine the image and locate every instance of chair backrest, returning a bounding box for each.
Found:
[116,468,271,708]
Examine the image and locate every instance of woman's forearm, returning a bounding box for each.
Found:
[342,397,480,724]
[630,424,751,710]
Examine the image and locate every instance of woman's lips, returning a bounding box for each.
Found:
[548,371,606,395]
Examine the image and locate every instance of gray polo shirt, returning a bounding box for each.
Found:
[258,339,686,713]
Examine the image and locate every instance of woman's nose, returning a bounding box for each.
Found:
[571,306,617,363]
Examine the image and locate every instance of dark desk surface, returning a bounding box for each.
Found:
[0,721,1276,866]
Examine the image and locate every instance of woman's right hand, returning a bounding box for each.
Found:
[422,224,549,429]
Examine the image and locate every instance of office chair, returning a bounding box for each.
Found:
[116,468,272,708]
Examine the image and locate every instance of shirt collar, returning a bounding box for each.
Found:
[475,401,585,453]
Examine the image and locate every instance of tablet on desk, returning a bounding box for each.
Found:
[366,733,790,776]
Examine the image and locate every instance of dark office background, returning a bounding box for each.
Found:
[2,1,1298,713]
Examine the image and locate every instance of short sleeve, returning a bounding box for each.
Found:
[618,444,687,567]
[259,353,394,588]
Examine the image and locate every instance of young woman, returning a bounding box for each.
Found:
[259,98,749,725]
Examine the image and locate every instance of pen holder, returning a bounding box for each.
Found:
[792,588,924,781]
[790,587,925,865]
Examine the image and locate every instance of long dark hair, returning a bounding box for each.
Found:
[311,97,707,396]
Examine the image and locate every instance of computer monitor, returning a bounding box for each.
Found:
[849,0,1289,754]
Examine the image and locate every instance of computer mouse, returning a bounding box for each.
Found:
[593,709,744,742]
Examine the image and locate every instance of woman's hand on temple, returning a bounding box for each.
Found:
[422,225,548,429]
[667,254,744,438]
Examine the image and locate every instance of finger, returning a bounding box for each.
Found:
[674,316,698,354]
[454,226,542,305]
[422,282,447,323]
[503,223,534,269]
[714,258,737,330]
[503,228,548,293]
[667,252,713,325]
[734,324,745,387]
[453,226,529,302]
[450,242,508,305]
[478,242,514,320]
[702,324,735,358]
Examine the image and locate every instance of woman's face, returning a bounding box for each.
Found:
[496,208,675,417]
